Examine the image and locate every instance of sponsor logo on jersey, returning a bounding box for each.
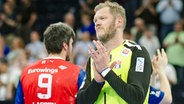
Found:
[135,57,144,72]
[41,60,46,64]
[122,48,130,56]
[49,60,54,63]
[150,90,161,97]
[28,68,58,74]
[58,65,67,70]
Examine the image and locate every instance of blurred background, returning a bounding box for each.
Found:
[0,0,184,103]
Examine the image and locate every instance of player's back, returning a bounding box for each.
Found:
[18,57,81,104]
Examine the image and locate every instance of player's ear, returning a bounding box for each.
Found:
[116,16,123,28]
[62,42,68,51]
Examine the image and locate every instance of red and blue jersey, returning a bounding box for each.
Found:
[15,57,86,104]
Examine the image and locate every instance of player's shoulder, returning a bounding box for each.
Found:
[124,40,146,52]
[20,60,41,76]
[58,60,82,72]
[22,60,42,70]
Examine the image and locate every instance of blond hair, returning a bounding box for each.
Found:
[94,1,126,29]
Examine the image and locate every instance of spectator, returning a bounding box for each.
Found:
[16,0,37,44]
[7,37,28,97]
[156,0,183,42]
[0,2,17,35]
[72,30,94,69]
[0,35,10,58]
[80,12,96,40]
[163,21,184,83]
[139,28,160,59]
[79,0,98,18]
[135,0,159,36]
[25,30,47,64]
[63,12,76,32]
[0,57,13,104]
[6,0,16,10]
[122,0,142,28]
[131,17,145,43]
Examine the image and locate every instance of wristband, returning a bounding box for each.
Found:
[100,67,111,77]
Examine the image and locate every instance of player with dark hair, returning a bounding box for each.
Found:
[15,22,86,104]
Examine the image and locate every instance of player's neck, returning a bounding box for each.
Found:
[104,34,124,51]
[48,53,66,60]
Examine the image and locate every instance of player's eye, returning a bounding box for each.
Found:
[100,17,105,20]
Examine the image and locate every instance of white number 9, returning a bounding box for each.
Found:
[37,73,52,99]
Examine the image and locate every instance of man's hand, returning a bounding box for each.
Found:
[152,49,168,75]
[88,40,110,73]
[92,62,105,83]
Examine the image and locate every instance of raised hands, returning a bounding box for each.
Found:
[152,48,172,103]
[88,40,111,73]
[152,48,168,75]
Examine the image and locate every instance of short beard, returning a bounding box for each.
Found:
[98,19,116,43]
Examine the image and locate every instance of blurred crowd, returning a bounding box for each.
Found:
[0,0,184,103]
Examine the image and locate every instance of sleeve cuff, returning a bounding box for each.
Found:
[100,67,111,77]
